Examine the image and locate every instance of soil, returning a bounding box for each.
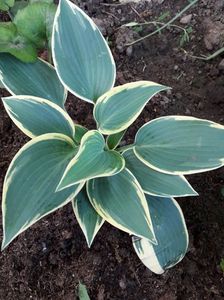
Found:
[1,0,224,299]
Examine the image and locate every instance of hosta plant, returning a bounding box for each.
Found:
[1,0,224,275]
[0,0,56,62]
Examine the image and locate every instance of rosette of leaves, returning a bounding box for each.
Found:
[1,0,224,275]
[0,0,56,62]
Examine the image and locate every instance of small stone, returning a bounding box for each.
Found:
[126,46,133,57]
[203,19,224,50]
[119,278,126,290]
[218,59,224,70]
[185,108,191,115]
[176,93,182,100]
[180,14,192,25]
[166,89,172,96]
[197,101,204,110]
[174,65,178,71]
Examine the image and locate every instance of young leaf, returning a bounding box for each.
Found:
[10,0,29,17]
[2,96,75,138]
[94,81,169,134]
[72,188,104,247]
[123,149,197,197]
[106,130,126,150]
[133,195,188,274]
[14,2,56,48]
[87,169,156,243]
[0,23,37,62]
[0,0,14,11]
[2,133,83,250]
[74,124,88,144]
[134,116,224,175]
[57,130,125,190]
[78,283,90,300]
[52,0,115,103]
[0,53,67,107]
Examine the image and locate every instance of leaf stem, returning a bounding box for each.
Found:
[117,144,135,153]
[182,47,224,61]
[126,0,198,46]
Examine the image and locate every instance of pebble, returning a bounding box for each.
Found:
[180,14,192,25]
[185,108,191,115]
[218,59,224,71]
[126,46,133,57]
[119,278,127,290]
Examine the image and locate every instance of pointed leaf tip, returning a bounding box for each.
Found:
[52,0,115,103]
[133,195,189,274]
[57,130,125,191]
[87,168,157,243]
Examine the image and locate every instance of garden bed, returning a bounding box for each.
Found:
[0,0,224,298]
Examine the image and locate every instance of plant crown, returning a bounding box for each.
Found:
[1,0,224,275]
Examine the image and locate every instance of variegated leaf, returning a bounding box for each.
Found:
[0,53,66,107]
[73,187,104,247]
[2,96,75,139]
[133,195,188,274]
[52,0,115,103]
[87,169,156,243]
[57,130,125,190]
[134,116,224,175]
[2,133,83,250]
[94,81,169,134]
[123,149,197,197]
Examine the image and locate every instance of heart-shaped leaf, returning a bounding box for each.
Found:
[87,169,156,243]
[72,187,104,247]
[94,81,169,134]
[2,133,83,250]
[123,149,197,197]
[2,96,75,138]
[0,53,66,107]
[57,130,125,190]
[52,0,115,103]
[134,116,224,175]
[133,195,188,274]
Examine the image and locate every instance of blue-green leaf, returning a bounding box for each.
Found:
[2,133,83,250]
[94,81,169,134]
[57,130,125,190]
[73,187,104,247]
[134,116,224,175]
[133,195,188,274]
[0,53,66,107]
[2,96,75,138]
[123,149,197,197]
[87,169,156,243]
[52,0,115,103]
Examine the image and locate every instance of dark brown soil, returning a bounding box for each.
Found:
[1,0,224,299]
